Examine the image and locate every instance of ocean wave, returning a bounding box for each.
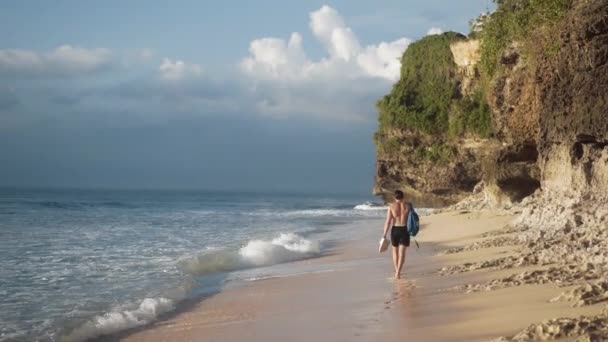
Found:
[179,233,321,275]
[61,233,320,341]
[280,209,347,217]
[61,297,176,342]
[36,201,81,210]
[240,233,320,266]
[353,202,436,216]
[353,201,387,211]
[60,281,193,342]
[246,209,340,217]
[248,208,385,218]
[298,227,332,236]
[32,200,132,210]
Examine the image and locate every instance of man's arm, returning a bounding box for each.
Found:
[382,207,393,238]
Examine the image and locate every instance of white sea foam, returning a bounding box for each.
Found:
[180,233,321,275]
[353,201,387,210]
[249,207,385,218]
[250,209,345,217]
[239,233,320,266]
[354,202,436,216]
[62,297,176,342]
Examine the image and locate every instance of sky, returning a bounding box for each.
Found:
[0,0,494,194]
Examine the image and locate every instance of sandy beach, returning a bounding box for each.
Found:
[5,1,608,341]
[117,209,606,342]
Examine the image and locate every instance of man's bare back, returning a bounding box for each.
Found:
[389,202,408,226]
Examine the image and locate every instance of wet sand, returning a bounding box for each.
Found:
[122,210,605,341]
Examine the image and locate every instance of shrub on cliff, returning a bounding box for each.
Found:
[449,90,492,138]
[479,0,573,77]
[377,32,464,134]
[376,31,492,138]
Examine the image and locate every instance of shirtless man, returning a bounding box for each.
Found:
[382,190,410,280]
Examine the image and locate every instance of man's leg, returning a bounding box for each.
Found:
[396,245,407,278]
[392,246,399,276]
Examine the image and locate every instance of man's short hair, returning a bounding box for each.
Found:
[394,190,404,200]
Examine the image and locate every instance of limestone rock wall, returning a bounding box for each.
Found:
[450,39,481,96]
[537,0,608,197]
[374,0,608,208]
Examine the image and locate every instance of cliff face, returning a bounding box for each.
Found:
[537,0,608,196]
[374,33,492,206]
[450,39,481,96]
[374,129,489,207]
[488,0,608,204]
[516,0,608,231]
[374,0,608,209]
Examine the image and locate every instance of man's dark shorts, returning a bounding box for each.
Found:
[390,226,410,247]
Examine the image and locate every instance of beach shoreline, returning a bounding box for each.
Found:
[115,209,607,342]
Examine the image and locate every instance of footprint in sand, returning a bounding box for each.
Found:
[395,279,418,289]
[383,281,417,310]
[383,294,397,309]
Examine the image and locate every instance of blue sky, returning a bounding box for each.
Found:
[0,1,493,193]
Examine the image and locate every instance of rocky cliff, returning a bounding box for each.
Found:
[516,0,608,232]
[374,0,608,210]
[375,1,608,338]
[373,32,492,206]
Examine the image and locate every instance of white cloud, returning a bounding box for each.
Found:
[240,33,308,80]
[426,27,444,35]
[0,50,40,70]
[159,58,202,81]
[241,5,409,83]
[357,38,410,81]
[0,45,113,76]
[309,5,361,61]
[46,46,112,71]
[240,5,411,120]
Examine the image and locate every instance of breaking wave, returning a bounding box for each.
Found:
[61,297,178,342]
[180,233,321,275]
[61,233,320,341]
[353,201,387,210]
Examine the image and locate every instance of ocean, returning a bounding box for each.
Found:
[0,188,388,341]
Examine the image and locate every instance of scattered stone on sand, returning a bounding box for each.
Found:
[440,191,608,296]
[550,281,608,307]
[438,253,541,276]
[492,305,608,341]
[453,263,606,294]
[439,236,520,255]
[480,225,529,238]
[441,188,608,339]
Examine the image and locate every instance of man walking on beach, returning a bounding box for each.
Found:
[382,190,410,279]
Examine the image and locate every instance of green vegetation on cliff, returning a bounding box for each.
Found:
[479,0,573,76]
[377,32,461,134]
[448,89,492,137]
[376,32,492,138]
[375,0,572,146]
[414,143,455,164]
